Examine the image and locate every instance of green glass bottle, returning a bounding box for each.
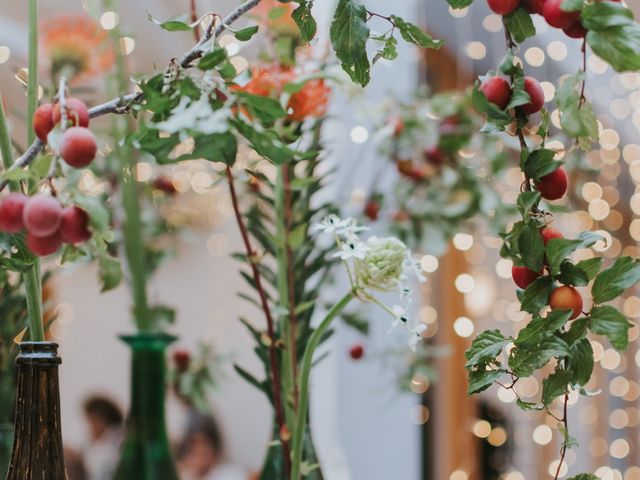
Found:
[113,333,178,480]
[260,419,324,480]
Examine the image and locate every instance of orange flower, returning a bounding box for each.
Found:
[235,66,330,122]
[251,0,300,37]
[40,14,115,82]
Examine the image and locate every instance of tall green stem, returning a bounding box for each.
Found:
[107,0,151,331]
[19,0,45,341]
[289,291,354,480]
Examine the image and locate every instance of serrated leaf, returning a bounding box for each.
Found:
[581,2,633,31]
[446,0,474,7]
[391,16,443,49]
[575,257,603,281]
[292,1,317,42]
[468,368,504,395]
[555,73,599,143]
[465,329,509,368]
[545,231,602,275]
[558,261,589,287]
[515,309,572,347]
[589,305,632,350]
[523,149,561,181]
[520,276,554,314]
[561,0,584,11]
[517,191,541,216]
[542,369,572,405]
[569,338,593,386]
[587,24,640,72]
[504,8,536,43]
[592,256,640,304]
[330,0,370,86]
[518,223,544,272]
[509,335,570,377]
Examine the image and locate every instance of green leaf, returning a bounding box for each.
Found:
[557,261,589,287]
[561,0,584,11]
[517,191,541,216]
[149,305,176,326]
[587,24,640,72]
[509,335,570,377]
[391,16,443,49]
[545,231,602,275]
[542,369,572,405]
[236,92,288,124]
[589,305,632,350]
[234,364,268,396]
[292,1,317,42]
[562,317,589,345]
[235,25,259,41]
[468,369,505,395]
[231,119,295,165]
[197,48,228,70]
[575,257,603,281]
[98,255,122,292]
[504,8,536,43]
[507,76,532,110]
[518,223,544,272]
[159,20,192,31]
[520,276,554,314]
[523,149,561,181]
[592,256,640,304]
[554,73,599,142]
[514,310,572,347]
[72,195,110,234]
[465,329,509,368]
[581,2,634,31]
[330,0,371,86]
[472,81,512,126]
[569,338,593,386]
[446,0,474,7]
[516,399,543,411]
[567,475,599,480]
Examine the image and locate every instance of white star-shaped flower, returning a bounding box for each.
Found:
[332,235,370,260]
[312,215,351,235]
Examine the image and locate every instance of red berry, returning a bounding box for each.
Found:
[511,265,540,289]
[424,146,446,166]
[52,98,90,128]
[364,200,380,221]
[563,20,587,38]
[60,206,91,244]
[480,77,512,110]
[535,167,568,200]
[26,230,63,257]
[59,127,97,168]
[0,193,29,233]
[439,116,461,136]
[487,0,520,15]
[349,344,364,360]
[541,227,564,245]
[518,77,545,115]
[409,167,427,182]
[173,350,191,373]
[152,176,177,195]
[543,0,580,29]
[33,104,55,142]
[550,285,583,319]
[522,0,547,14]
[22,194,62,237]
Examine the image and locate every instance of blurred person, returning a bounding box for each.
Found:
[177,414,246,480]
[82,395,123,480]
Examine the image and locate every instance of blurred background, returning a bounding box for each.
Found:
[2,1,640,479]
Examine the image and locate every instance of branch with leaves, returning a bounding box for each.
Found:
[451,1,640,478]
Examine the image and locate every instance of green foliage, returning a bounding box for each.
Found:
[583,2,640,72]
[591,256,640,304]
[292,1,317,42]
[504,8,536,43]
[554,73,598,148]
[589,306,633,350]
[446,0,474,7]
[330,0,370,86]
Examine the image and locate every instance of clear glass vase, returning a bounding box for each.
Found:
[113,333,178,480]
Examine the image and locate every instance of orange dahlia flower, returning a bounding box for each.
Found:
[40,14,115,82]
[236,66,330,122]
[251,0,300,37]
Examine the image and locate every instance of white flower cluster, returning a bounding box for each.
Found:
[313,215,427,350]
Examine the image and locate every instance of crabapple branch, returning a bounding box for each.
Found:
[1,0,262,187]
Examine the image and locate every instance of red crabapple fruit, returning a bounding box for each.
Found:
[26,230,63,257]
[0,193,28,233]
[60,206,91,244]
[22,194,62,237]
[52,98,90,128]
[33,103,55,142]
[59,127,97,168]
[480,77,512,110]
[535,167,568,201]
[550,285,583,319]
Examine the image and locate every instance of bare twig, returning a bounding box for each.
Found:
[225,165,291,476]
[553,393,569,480]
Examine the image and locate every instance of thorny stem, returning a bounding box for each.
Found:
[553,393,570,480]
[225,165,291,476]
